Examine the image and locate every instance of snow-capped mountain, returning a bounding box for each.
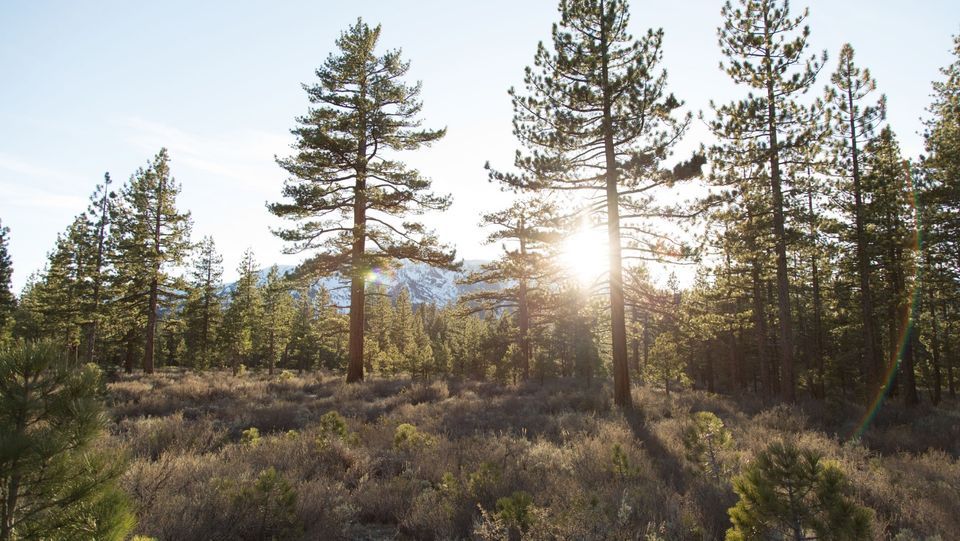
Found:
[224,259,492,307]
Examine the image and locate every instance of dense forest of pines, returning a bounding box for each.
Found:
[1,0,960,539]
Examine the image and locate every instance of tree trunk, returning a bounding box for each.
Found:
[765,76,795,402]
[518,217,531,381]
[752,257,771,397]
[144,277,158,374]
[124,330,136,374]
[807,189,825,398]
[926,264,943,405]
[599,4,631,408]
[346,97,369,383]
[846,85,883,399]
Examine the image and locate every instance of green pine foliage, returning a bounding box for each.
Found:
[0,221,15,343]
[222,249,262,375]
[183,236,224,370]
[111,149,192,374]
[269,18,456,384]
[493,0,695,407]
[0,340,135,540]
[258,266,294,374]
[726,441,872,541]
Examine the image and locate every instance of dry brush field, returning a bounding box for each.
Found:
[105,370,960,540]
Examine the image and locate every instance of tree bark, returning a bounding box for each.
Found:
[846,84,883,398]
[765,76,795,402]
[599,1,631,408]
[518,216,531,380]
[346,86,369,384]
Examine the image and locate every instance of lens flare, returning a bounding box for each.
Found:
[853,163,921,440]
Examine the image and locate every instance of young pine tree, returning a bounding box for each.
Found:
[0,340,135,540]
[183,236,224,370]
[866,128,920,406]
[270,19,456,383]
[80,173,118,363]
[492,0,694,407]
[222,249,262,374]
[726,441,872,541]
[258,266,294,374]
[459,199,558,381]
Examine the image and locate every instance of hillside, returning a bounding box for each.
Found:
[224,259,494,307]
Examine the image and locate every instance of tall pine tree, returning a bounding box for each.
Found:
[825,43,886,397]
[112,149,191,373]
[270,19,456,383]
[713,0,825,401]
[492,0,693,407]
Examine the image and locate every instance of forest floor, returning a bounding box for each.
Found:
[105,369,960,540]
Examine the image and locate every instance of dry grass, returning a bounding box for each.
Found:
[107,369,960,540]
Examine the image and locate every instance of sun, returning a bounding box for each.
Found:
[559,226,609,284]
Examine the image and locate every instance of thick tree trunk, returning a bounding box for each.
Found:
[599,6,631,408]
[346,107,368,383]
[927,275,942,405]
[947,318,957,398]
[765,79,796,402]
[124,331,135,374]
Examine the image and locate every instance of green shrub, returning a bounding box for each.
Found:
[316,410,356,448]
[682,411,733,482]
[496,491,534,534]
[224,467,300,540]
[726,441,873,541]
[611,443,640,479]
[393,423,434,450]
[241,426,261,446]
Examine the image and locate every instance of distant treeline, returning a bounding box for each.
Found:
[1,0,958,410]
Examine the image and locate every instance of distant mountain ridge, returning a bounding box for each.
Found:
[224,259,493,307]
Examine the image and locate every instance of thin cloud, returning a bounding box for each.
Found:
[117,116,291,192]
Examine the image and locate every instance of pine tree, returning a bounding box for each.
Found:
[259,266,294,374]
[183,236,224,370]
[112,149,192,373]
[0,221,13,342]
[391,288,416,375]
[866,128,919,406]
[80,173,117,363]
[459,199,558,380]
[288,286,319,373]
[920,34,960,402]
[726,441,872,541]
[0,340,135,540]
[270,19,456,384]
[493,0,695,407]
[713,0,826,401]
[222,249,262,374]
[825,43,886,398]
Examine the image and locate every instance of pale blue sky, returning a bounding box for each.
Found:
[1,1,958,291]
